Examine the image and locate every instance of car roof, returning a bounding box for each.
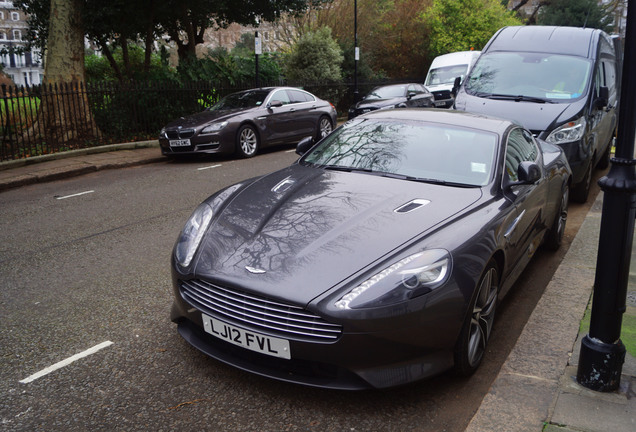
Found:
[360,108,514,136]
[485,26,599,58]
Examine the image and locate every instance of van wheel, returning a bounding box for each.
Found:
[596,135,614,170]
[571,158,593,203]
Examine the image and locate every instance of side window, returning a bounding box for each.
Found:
[289,90,313,103]
[602,60,616,94]
[505,128,538,182]
[270,90,291,105]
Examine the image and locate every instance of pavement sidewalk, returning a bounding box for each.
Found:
[1,144,634,431]
[0,141,163,192]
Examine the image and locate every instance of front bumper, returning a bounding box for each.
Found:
[170,276,465,390]
[159,129,235,156]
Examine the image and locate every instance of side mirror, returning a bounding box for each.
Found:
[296,136,314,156]
[507,161,541,189]
[451,76,462,97]
[594,86,609,110]
[268,100,283,108]
[407,91,417,100]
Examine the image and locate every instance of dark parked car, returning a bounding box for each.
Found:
[170,109,571,390]
[159,87,337,158]
[348,83,434,119]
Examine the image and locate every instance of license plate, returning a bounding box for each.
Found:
[434,101,446,107]
[169,139,191,147]
[202,314,291,359]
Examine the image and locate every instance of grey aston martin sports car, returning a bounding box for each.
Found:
[159,87,337,158]
[170,109,571,390]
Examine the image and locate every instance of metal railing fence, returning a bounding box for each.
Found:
[0,78,408,162]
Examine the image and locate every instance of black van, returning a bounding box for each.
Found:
[454,26,619,202]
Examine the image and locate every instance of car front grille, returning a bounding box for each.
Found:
[180,279,343,342]
[166,128,195,139]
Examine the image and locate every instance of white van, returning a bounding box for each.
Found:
[424,50,481,108]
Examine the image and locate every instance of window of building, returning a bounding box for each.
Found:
[0,32,5,40]
[11,12,19,21]
[0,12,5,20]
[13,29,21,40]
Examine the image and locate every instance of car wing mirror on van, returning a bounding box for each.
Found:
[594,86,609,110]
[451,76,462,97]
[296,136,314,156]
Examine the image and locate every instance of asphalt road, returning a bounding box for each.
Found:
[0,146,603,431]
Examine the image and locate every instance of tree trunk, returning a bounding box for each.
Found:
[36,0,101,150]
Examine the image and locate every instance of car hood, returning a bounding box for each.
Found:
[455,94,584,136]
[353,97,404,110]
[166,108,247,128]
[193,164,482,306]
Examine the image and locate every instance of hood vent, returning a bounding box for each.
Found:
[271,177,295,194]
[394,199,431,214]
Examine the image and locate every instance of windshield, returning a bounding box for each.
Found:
[365,85,407,99]
[425,64,469,86]
[210,89,270,110]
[301,118,497,186]
[465,52,592,102]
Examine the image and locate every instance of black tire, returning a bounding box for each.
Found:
[571,157,593,203]
[236,124,259,158]
[316,116,333,142]
[544,183,569,251]
[454,259,499,377]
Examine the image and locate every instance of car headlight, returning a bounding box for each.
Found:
[159,127,166,139]
[174,203,214,268]
[334,249,451,310]
[201,121,228,134]
[546,117,586,144]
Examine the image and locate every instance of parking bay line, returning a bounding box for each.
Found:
[19,341,114,384]
[197,164,222,171]
[55,190,94,200]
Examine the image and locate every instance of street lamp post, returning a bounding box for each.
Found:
[353,0,359,102]
[576,0,636,392]
[254,31,261,88]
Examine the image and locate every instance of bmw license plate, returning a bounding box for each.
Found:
[434,100,446,107]
[169,139,190,147]
[202,314,291,359]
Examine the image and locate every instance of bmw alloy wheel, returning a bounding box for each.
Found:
[318,116,333,140]
[237,125,259,158]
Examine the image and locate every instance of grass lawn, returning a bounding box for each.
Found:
[579,304,636,356]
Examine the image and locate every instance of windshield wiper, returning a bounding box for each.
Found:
[483,93,553,104]
[321,165,375,173]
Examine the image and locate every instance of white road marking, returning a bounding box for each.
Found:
[285,149,296,153]
[19,341,114,384]
[197,164,222,171]
[55,190,94,200]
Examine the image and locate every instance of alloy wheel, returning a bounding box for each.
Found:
[239,127,258,157]
[467,267,498,368]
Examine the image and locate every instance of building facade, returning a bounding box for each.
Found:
[0,0,43,86]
